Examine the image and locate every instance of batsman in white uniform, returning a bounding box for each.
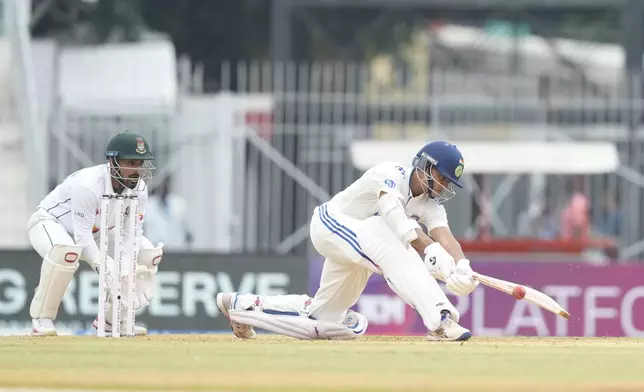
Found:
[28,132,164,336]
[216,141,478,341]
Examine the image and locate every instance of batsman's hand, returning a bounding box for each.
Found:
[445,259,479,296]
[423,243,456,281]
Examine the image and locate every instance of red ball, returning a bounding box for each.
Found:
[512,286,526,300]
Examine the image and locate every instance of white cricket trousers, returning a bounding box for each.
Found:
[27,208,153,264]
[233,203,376,323]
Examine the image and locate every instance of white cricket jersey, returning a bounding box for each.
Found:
[36,164,148,265]
[325,162,449,233]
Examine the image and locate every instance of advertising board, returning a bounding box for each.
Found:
[0,251,308,335]
[309,257,644,337]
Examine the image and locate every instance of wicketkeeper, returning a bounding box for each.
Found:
[28,131,163,336]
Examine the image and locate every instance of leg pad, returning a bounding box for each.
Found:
[229,310,365,340]
[30,244,83,319]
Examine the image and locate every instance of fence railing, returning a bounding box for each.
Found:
[46,61,644,259]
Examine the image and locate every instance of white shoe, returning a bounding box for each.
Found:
[216,292,256,339]
[342,310,368,336]
[92,318,147,336]
[426,311,472,342]
[32,318,57,336]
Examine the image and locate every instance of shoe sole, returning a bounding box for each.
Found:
[31,330,57,337]
[216,293,256,339]
[216,292,242,338]
[92,320,147,336]
[456,331,472,341]
[426,331,472,342]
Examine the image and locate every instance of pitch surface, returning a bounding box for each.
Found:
[0,335,642,391]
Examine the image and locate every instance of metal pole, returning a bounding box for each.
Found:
[621,0,644,256]
[271,0,292,62]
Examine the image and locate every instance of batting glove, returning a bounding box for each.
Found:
[424,243,456,281]
[445,259,479,296]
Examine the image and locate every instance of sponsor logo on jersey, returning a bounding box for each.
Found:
[395,165,406,177]
[383,179,396,188]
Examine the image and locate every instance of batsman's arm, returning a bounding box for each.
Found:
[429,226,466,263]
[410,228,435,255]
[375,190,421,245]
[373,189,443,263]
[71,186,101,268]
[418,203,466,262]
[413,225,456,282]
[431,226,478,296]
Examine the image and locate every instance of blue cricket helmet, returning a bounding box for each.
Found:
[412,141,465,188]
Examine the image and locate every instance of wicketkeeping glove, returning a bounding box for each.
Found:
[131,242,163,309]
[133,266,156,309]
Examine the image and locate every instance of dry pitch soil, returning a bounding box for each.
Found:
[0,335,642,392]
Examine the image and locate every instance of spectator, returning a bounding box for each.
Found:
[560,192,590,241]
[144,176,193,250]
[596,193,622,237]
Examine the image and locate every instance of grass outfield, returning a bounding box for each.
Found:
[0,335,642,392]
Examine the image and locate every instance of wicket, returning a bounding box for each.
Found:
[97,193,140,338]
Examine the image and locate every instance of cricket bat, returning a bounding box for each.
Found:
[472,273,571,319]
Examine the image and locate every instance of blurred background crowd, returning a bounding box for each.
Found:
[2,0,643,263]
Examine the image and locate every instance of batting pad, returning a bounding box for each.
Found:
[228,310,361,340]
[30,244,83,319]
